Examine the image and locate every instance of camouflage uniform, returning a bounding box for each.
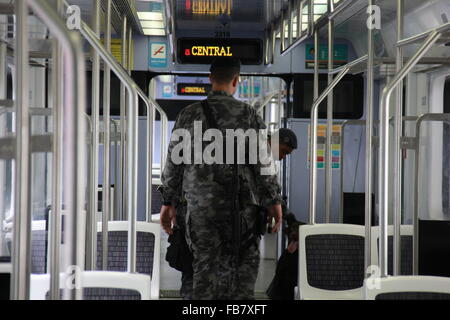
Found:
[162,91,282,300]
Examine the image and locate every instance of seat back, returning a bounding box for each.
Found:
[365,276,450,300]
[298,224,365,300]
[30,271,151,300]
[96,221,160,299]
[370,225,413,275]
[31,220,48,274]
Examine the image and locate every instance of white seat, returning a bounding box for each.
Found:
[370,225,414,274]
[364,276,450,300]
[0,263,11,273]
[96,221,160,299]
[30,271,151,300]
[298,224,365,300]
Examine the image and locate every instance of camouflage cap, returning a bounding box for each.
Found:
[210,57,241,72]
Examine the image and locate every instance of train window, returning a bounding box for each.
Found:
[300,1,309,34]
[313,0,328,22]
[292,74,364,119]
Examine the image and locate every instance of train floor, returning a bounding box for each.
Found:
[159,230,277,300]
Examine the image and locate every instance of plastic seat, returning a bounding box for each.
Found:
[364,276,450,300]
[96,221,160,299]
[298,224,365,300]
[30,271,151,300]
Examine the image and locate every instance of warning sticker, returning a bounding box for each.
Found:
[150,42,167,68]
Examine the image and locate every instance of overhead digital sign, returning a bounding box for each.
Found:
[177,83,212,96]
[178,38,262,65]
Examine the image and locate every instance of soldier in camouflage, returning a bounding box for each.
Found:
[160,57,282,300]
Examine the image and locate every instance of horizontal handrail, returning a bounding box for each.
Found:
[329,55,368,74]
[397,22,450,47]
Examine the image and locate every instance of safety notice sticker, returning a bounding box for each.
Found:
[150,42,167,68]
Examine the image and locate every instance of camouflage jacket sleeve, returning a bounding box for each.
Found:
[161,111,186,205]
[249,108,283,207]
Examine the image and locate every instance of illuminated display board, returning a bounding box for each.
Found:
[177,83,212,96]
[178,38,262,65]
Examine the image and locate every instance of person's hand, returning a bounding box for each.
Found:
[160,205,176,235]
[287,241,298,254]
[267,203,282,233]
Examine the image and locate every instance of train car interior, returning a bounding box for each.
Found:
[0,0,449,301]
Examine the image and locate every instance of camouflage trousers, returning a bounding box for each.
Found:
[185,204,261,300]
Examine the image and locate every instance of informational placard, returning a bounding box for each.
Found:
[103,38,134,68]
[307,124,342,169]
[150,42,168,68]
[178,38,262,65]
[305,44,348,69]
[177,83,212,96]
[162,84,173,98]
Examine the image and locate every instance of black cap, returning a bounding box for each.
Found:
[276,128,298,149]
[210,57,241,73]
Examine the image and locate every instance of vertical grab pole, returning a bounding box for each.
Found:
[111,119,118,220]
[365,0,375,278]
[161,114,168,173]
[325,19,334,223]
[378,31,441,278]
[119,16,127,221]
[86,0,101,271]
[393,0,404,276]
[0,16,7,253]
[128,28,132,75]
[135,91,153,223]
[102,0,112,271]
[339,121,348,223]
[309,28,319,225]
[413,116,423,275]
[11,0,31,300]
[147,99,154,223]
[49,0,64,300]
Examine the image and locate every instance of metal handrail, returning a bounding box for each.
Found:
[413,113,450,275]
[255,91,281,113]
[135,88,154,223]
[77,16,139,274]
[20,0,87,301]
[378,30,442,278]
[147,81,169,178]
[86,0,101,271]
[397,22,450,47]
[101,0,112,271]
[309,67,350,224]
[329,54,368,75]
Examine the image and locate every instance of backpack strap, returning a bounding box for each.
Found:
[201,99,219,130]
